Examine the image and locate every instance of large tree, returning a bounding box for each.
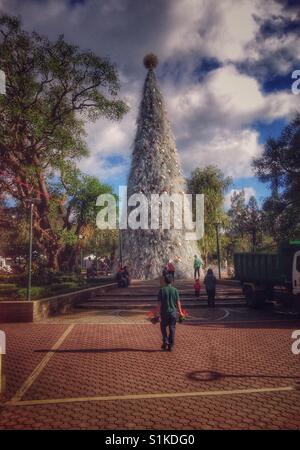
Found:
[253,114,300,240]
[0,15,128,270]
[187,165,232,264]
[49,163,116,270]
[226,190,266,255]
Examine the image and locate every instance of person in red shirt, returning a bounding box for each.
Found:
[166,259,176,282]
[194,278,201,298]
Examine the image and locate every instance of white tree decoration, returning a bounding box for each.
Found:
[121,54,198,279]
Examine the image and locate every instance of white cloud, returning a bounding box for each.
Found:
[180,128,263,178]
[85,120,131,157]
[0,0,298,186]
[165,64,299,128]
[163,64,298,177]
[79,152,128,181]
[2,0,297,74]
[201,0,259,62]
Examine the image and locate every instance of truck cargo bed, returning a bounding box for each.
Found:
[234,252,282,285]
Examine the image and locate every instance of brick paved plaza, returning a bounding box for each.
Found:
[0,280,300,430]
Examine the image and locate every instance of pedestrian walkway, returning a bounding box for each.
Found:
[0,280,299,429]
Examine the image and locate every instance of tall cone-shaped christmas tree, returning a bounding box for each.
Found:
[121,54,199,279]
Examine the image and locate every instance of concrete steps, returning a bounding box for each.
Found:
[76,304,245,310]
[77,297,246,310]
[74,279,246,311]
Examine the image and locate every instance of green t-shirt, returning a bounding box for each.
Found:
[194,257,202,269]
[158,285,179,314]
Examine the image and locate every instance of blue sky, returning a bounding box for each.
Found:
[1,0,299,208]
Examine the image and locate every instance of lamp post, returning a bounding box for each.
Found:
[26,201,35,301]
[79,234,85,272]
[0,330,6,394]
[215,222,221,279]
[119,230,123,267]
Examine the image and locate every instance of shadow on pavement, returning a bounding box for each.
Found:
[34,347,161,354]
[183,319,300,329]
[186,370,299,382]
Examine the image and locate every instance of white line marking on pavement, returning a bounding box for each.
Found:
[6,385,296,407]
[9,325,74,404]
[215,309,230,321]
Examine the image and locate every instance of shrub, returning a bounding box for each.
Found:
[0,283,17,289]
[0,274,26,285]
[49,282,80,293]
[52,272,81,283]
[86,276,113,284]
[30,270,82,285]
[15,280,83,301]
[0,283,18,297]
[17,286,49,300]
[31,268,57,286]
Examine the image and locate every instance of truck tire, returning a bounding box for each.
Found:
[244,285,265,309]
[266,285,274,301]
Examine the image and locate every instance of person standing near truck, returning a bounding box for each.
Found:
[204,268,217,307]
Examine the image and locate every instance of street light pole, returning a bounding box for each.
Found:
[79,234,85,273]
[119,230,123,267]
[215,223,221,279]
[27,202,34,301]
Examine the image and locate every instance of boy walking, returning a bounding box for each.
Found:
[157,275,183,351]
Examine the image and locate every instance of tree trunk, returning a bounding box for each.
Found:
[59,244,80,272]
[47,245,61,272]
[32,217,62,272]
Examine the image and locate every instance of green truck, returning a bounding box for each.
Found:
[234,240,300,308]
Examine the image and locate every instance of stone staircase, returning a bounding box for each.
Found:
[75,279,246,311]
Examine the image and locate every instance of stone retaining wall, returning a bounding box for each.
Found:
[0,283,116,323]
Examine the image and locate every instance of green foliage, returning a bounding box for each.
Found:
[65,173,115,226]
[17,286,48,300]
[0,274,24,284]
[59,229,78,246]
[52,272,81,283]
[84,228,118,257]
[30,267,57,286]
[0,283,18,297]
[0,15,128,167]
[49,282,80,292]
[187,165,232,262]
[0,283,17,288]
[17,281,83,300]
[0,203,31,262]
[85,276,113,284]
[224,190,274,261]
[253,114,300,241]
[0,14,128,270]
[29,268,82,286]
